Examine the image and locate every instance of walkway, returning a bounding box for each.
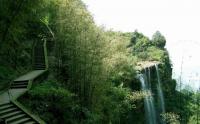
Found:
[0,40,47,124]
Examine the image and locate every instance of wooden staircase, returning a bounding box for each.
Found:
[0,40,48,124]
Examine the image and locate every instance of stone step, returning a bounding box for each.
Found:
[0,108,18,116]
[34,53,44,56]
[34,56,44,58]
[0,102,38,124]
[11,83,28,86]
[13,81,28,84]
[34,59,45,61]
[34,65,45,67]
[0,103,11,108]
[35,50,44,53]
[35,45,44,48]
[34,63,45,66]
[36,44,44,46]
[34,49,43,51]
[34,65,46,68]
[34,47,44,50]
[34,62,45,65]
[24,121,37,124]
[34,63,45,65]
[34,66,46,68]
[0,103,13,110]
[8,117,32,124]
[34,68,46,70]
[10,85,27,89]
[34,55,44,57]
[35,44,44,47]
[34,58,45,61]
[34,67,45,70]
[0,111,23,120]
[0,104,14,111]
[34,64,45,66]
[6,114,26,123]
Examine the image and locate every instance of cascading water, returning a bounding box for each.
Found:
[138,74,157,124]
[155,64,166,114]
[148,67,151,90]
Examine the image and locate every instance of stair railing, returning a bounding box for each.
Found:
[32,40,38,70]
[43,39,48,70]
[7,80,14,101]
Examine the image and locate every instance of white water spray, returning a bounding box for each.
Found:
[155,64,166,114]
[138,74,157,124]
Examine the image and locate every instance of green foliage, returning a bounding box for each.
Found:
[146,46,165,61]
[0,0,49,69]
[133,36,151,52]
[161,112,180,124]
[152,31,166,49]
[0,66,16,91]
[20,81,76,124]
[100,87,144,123]
[130,30,144,45]
[128,30,167,63]
[188,92,200,124]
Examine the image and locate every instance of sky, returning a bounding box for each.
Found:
[83,0,200,90]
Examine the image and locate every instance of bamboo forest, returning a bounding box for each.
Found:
[0,0,199,124]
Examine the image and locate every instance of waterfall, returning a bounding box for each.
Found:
[138,74,157,124]
[155,64,166,114]
[148,67,151,90]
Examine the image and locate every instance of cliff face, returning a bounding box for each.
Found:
[125,30,176,123]
[129,60,175,124]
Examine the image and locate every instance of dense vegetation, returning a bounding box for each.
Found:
[0,0,199,124]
